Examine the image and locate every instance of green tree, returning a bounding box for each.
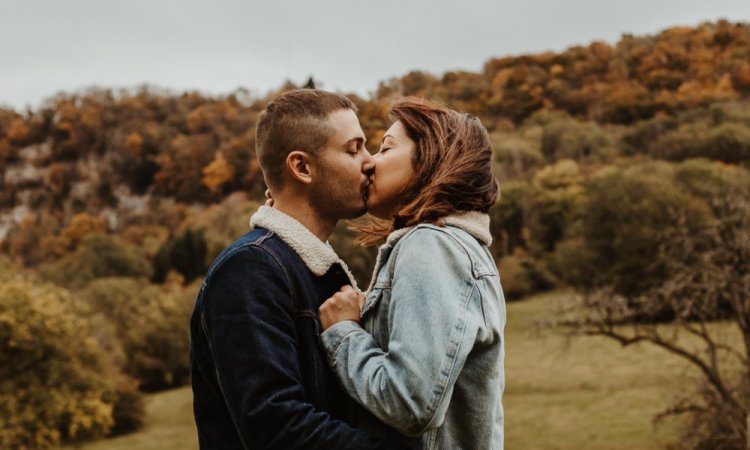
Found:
[81,277,194,391]
[566,160,750,449]
[152,228,208,283]
[41,234,152,290]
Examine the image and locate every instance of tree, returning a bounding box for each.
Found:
[152,228,208,283]
[0,265,118,448]
[566,160,750,449]
[201,151,234,194]
[81,278,194,391]
[41,234,152,290]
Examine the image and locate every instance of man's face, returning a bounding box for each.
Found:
[309,109,374,221]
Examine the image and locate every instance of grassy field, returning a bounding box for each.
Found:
[63,387,198,450]
[503,291,689,449]
[65,291,707,450]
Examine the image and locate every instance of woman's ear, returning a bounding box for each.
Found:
[286,151,313,185]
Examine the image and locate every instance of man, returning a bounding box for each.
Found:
[190,89,399,449]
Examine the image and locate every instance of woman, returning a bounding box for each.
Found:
[319,98,506,450]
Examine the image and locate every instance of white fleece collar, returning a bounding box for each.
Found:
[250,206,358,288]
[384,211,492,247]
[367,211,492,293]
[443,211,492,246]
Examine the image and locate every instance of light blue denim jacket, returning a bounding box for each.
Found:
[321,212,506,450]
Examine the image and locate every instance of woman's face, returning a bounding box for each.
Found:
[366,120,417,219]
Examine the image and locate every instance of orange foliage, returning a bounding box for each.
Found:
[201,151,234,194]
[46,163,71,195]
[7,117,32,145]
[60,213,108,249]
[125,132,144,157]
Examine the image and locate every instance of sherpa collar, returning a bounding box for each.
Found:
[365,211,492,293]
[384,211,492,247]
[249,206,359,288]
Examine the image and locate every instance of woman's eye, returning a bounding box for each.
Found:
[379,147,391,154]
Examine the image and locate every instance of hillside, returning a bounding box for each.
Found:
[1,20,750,449]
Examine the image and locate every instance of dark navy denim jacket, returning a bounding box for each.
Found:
[190,206,403,450]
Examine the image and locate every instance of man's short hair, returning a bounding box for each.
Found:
[255,89,357,190]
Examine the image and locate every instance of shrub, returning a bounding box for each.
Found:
[497,254,535,300]
[81,277,193,391]
[488,180,532,260]
[541,116,616,163]
[527,160,586,254]
[491,132,544,179]
[551,237,595,287]
[0,267,117,448]
[621,115,679,155]
[497,252,556,300]
[701,122,750,163]
[108,381,145,435]
[41,234,151,290]
[578,162,714,297]
[152,228,208,284]
[649,122,750,163]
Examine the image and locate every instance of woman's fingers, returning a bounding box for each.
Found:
[319,287,362,331]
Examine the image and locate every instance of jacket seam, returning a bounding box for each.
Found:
[418,281,474,435]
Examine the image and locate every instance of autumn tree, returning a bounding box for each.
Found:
[201,151,234,195]
[0,264,125,448]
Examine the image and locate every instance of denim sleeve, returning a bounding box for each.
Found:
[202,246,396,450]
[320,228,484,436]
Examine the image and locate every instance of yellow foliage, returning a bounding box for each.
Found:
[201,151,234,193]
[60,213,108,249]
[0,269,117,448]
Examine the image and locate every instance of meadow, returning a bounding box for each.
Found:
[62,291,706,450]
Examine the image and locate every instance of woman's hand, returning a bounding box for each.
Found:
[319,285,365,331]
[264,189,274,207]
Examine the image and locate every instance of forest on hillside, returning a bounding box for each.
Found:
[1,20,749,449]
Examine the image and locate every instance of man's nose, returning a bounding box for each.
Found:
[361,149,375,175]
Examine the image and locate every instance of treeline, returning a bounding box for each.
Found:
[0,20,749,449]
[1,21,749,208]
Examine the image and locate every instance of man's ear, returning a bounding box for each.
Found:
[286,151,314,185]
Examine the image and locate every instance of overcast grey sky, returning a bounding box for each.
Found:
[1,0,748,110]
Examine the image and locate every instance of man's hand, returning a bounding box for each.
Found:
[319,285,365,331]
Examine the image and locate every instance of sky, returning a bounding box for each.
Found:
[1,0,748,111]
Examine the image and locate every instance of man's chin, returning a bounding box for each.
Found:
[331,202,367,221]
[347,205,368,219]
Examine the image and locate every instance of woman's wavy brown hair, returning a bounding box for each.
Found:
[356,97,499,246]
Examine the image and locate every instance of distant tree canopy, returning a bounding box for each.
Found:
[0,21,748,215]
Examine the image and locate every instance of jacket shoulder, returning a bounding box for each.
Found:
[203,228,297,285]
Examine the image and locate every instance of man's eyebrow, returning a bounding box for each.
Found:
[345,136,365,146]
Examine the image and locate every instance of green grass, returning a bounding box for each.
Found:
[67,290,729,450]
[503,291,689,449]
